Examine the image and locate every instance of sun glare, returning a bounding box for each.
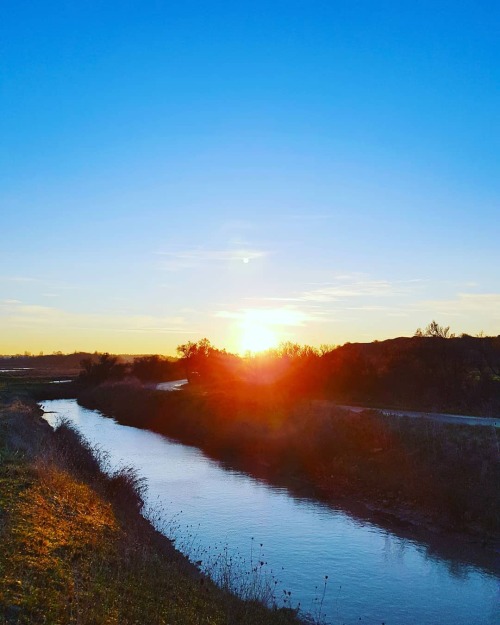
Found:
[232,308,307,354]
[240,323,278,354]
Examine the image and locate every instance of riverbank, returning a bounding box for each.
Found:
[0,398,302,625]
[77,382,500,543]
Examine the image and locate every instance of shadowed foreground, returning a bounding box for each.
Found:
[79,383,500,538]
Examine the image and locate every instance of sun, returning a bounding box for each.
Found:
[239,323,278,354]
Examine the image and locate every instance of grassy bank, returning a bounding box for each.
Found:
[79,382,500,538]
[0,398,301,625]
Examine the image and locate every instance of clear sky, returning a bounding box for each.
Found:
[1,1,499,355]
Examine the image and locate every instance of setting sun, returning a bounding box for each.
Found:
[228,307,307,354]
[239,323,278,354]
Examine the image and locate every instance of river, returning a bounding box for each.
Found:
[42,399,499,625]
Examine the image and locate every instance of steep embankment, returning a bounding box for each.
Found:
[79,383,500,540]
[0,398,301,625]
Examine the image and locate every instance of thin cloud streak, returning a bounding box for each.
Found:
[257,275,422,306]
[298,275,426,303]
[416,293,500,318]
[300,281,394,302]
[0,276,38,283]
[156,247,270,271]
[215,307,314,327]
[0,276,82,291]
[0,301,192,334]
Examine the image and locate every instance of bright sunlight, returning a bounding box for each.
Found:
[231,308,308,354]
[239,322,278,354]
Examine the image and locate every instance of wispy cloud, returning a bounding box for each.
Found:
[0,276,82,291]
[156,247,270,271]
[215,307,315,327]
[0,300,193,334]
[299,280,395,302]
[0,276,38,283]
[0,302,57,318]
[344,305,398,311]
[416,293,500,319]
[2,299,22,305]
[258,275,422,306]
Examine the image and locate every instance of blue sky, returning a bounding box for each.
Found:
[1,1,499,354]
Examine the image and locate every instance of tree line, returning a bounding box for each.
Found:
[77,322,500,416]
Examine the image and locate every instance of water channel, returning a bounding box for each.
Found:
[42,399,499,625]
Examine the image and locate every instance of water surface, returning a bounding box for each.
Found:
[43,399,499,625]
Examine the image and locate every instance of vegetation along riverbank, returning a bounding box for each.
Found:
[0,397,302,625]
[78,381,500,542]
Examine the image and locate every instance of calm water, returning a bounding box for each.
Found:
[43,399,499,625]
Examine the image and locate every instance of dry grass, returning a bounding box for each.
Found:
[0,399,302,625]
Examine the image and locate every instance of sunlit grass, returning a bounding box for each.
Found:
[0,399,303,625]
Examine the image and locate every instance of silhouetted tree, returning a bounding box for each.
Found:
[79,353,126,385]
[131,355,179,382]
[415,320,455,338]
[176,339,233,384]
